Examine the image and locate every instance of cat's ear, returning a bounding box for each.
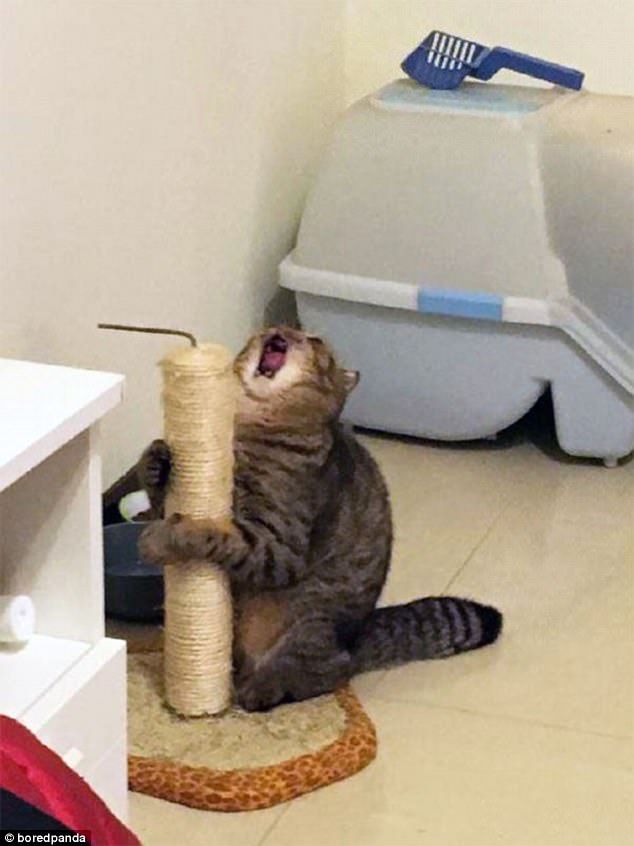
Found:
[341,369,360,394]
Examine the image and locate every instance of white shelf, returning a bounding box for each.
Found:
[0,358,124,492]
[0,634,90,718]
[0,357,127,818]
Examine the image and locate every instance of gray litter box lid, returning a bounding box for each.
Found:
[281,81,634,393]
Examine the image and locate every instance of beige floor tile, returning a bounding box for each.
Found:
[129,792,285,846]
[261,700,632,846]
[351,667,387,700]
[372,458,634,736]
[361,435,531,602]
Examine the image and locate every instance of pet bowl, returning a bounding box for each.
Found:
[104,522,164,622]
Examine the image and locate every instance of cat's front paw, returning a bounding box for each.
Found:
[138,439,172,506]
[138,513,184,567]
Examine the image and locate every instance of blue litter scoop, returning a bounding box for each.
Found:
[402,30,584,91]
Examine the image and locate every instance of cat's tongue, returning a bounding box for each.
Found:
[260,349,285,373]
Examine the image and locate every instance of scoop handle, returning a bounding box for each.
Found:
[474,47,584,90]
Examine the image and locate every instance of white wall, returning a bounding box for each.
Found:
[1,0,343,487]
[345,0,634,104]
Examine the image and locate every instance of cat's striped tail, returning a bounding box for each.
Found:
[351,596,502,674]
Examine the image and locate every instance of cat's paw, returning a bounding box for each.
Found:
[138,439,172,498]
[137,513,183,567]
[235,676,285,713]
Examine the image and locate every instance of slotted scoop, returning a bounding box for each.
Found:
[402,30,584,91]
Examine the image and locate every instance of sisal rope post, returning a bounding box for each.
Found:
[161,343,237,716]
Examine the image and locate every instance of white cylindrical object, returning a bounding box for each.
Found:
[0,595,35,643]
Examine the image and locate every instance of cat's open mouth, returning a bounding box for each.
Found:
[257,333,288,378]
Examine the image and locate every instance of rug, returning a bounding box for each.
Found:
[113,620,377,811]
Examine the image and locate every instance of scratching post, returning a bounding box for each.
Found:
[160,343,236,716]
[98,324,237,715]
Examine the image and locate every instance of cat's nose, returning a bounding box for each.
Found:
[265,326,307,345]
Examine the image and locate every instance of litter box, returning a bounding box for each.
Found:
[280,80,634,465]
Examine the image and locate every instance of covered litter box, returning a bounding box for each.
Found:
[280,80,634,465]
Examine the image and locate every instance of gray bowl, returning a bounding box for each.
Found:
[104,522,164,622]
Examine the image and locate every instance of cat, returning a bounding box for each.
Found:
[138,327,502,711]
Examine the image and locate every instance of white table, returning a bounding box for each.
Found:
[0,357,128,820]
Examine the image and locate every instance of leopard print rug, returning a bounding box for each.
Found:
[129,683,376,811]
[119,621,377,812]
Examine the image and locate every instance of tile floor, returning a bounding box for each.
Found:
[130,420,633,846]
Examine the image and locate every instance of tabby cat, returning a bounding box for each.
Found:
[138,327,502,711]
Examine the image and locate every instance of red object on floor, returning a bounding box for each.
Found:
[0,716,139,845]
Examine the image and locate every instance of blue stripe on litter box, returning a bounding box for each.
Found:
[417,288,503,321]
